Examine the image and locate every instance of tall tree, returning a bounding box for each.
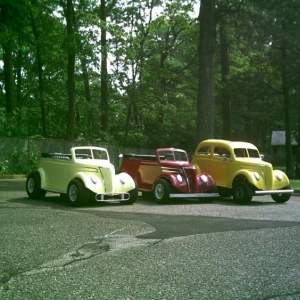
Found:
[197,0,216,143]
[219,20,231,140]
[0,1,16,113]
[30,0,47,137]
[65,0,76,140]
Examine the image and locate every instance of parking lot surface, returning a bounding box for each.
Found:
[1,179,300,299]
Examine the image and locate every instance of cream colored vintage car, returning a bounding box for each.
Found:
[26,146,138,206]
[192,139,294,204]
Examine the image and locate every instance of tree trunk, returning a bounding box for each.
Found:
[219,21,231,140]
[281,23,294,177]
[281,44,294,177]
[65,0,76,140]
[31,10,47,137]
[1,4,16,113]
[197,0,216,144]
[100,0,108,131]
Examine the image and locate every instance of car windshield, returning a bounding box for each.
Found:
[74,148,108,160]
[158,150,188,162]
[234,148,260,158]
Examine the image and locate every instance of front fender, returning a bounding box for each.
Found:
[272,169,290,189]
[229,169,290,190]
[228,170,256,188]
[115,172,136,192]
[74,172,104,193]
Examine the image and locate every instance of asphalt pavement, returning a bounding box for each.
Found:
[1,179,300,300]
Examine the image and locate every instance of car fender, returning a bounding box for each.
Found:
[115,172,136,192]
[73,172,105,193]
[272,169,290,189]
[37,167,47,189]
[153,175,173,189]
[228,170,257,188]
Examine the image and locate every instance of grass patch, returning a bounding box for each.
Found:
[274,166,300,189]
[290,179,300,190]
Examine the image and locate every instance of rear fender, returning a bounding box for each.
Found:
[38,168,47,189]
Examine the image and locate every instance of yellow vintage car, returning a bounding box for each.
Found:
[191,139,294,204]
[26,146,138,206]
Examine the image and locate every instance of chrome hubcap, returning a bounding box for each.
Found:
[28,178,35,193]
[69,185,78,202]
[155,183,164,199]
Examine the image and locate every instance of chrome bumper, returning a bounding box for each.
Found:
[254,189,294,196]
[95,192,130,202]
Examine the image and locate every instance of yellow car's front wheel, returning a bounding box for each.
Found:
[271,186,292,203]
[232,181,253,205]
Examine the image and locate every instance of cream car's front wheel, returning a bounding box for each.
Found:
[67,179,90,206]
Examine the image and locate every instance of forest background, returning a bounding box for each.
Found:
[0,0,300,176]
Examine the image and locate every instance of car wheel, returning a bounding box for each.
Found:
[232,181,253,205]
[26,171,47,199]
[153,179,170,204]
[123,186,138,205]
[271,185,292,203]
[67,179,90,207]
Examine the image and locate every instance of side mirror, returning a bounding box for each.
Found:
[260,154,264,160]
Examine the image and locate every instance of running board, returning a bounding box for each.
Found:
[170,193,219,198]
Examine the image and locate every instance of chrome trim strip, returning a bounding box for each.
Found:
[182,168,191,193]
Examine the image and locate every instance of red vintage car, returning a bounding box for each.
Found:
[120,148,218,203]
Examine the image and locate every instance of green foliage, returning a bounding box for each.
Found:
[0,160,9,175]
[0,0,299,154]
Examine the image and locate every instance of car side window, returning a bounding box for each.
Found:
[197,146,210,155]
[234,148,246,157]
[214,147,230,158]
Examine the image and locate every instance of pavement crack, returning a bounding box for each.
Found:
[9,230,159,278]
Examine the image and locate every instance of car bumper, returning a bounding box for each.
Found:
[254,189,294,195]
[95,192,130,202]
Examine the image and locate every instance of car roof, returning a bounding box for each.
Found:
[199,139,258,150]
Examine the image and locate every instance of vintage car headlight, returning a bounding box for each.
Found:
[200,175,208,184]
[254,172,260,180]
[91,175,99,184]
[276,173,283,181]
[176,174,183,183]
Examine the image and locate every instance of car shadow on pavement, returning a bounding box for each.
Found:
[8,194,288,209]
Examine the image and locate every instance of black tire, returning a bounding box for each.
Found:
[67,179,90,207]
[232,181,253,205]
[123,186,138,205]
[26,171,47,199]
[153,179,170,204]
[271,185,292,203]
